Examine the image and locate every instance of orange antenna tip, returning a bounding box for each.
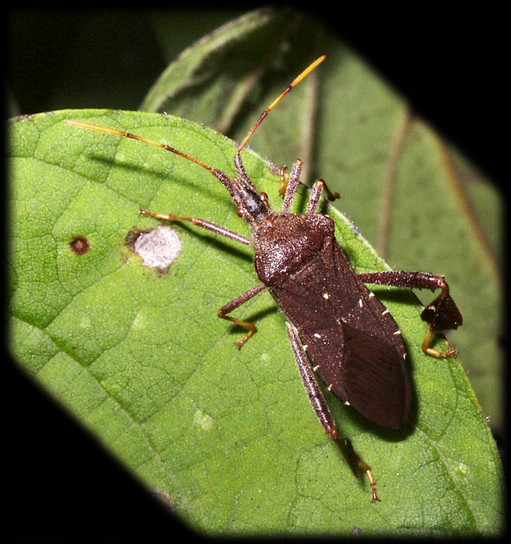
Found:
[290,55,327,87]
[238,55,327,152]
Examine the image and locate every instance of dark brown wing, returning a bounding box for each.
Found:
[340,322,411,428]
[269,236,412,429]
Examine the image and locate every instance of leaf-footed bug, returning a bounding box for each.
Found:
[67,55,462,501]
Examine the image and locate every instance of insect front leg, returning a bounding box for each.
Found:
[139,209,252,246]
[140,207,265,348]
[218,283,267,349]
[282,160,303,212]
[358,271,463,358]
[281,162,340,213]
[286,322,381,502]
[305,178,340,214]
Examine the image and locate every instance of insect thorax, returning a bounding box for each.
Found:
[253,213,335,285]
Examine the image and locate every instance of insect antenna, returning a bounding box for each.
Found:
[67,55,326,182]
[237,55,327,153]
[65,120,219,176]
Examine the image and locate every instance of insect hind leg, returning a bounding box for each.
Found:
[357,270,462,358]
[286,322,381,501]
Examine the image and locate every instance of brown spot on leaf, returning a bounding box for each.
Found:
[125,227,151,249]
[69,235,90,255]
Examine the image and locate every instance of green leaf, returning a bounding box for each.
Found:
[142,9,502,431]
[141,8,290,130]
[9,109,502,535]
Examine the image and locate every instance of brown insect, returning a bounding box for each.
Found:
[68,55,462,500]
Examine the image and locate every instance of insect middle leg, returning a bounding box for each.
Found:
[286,322,381,501]
[218,283,267,349]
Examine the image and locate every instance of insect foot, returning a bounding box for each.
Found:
[420,282,463,358]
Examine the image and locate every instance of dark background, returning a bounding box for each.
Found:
[8,6,504,540]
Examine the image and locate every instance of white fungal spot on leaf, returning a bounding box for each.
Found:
[133,226,182,270]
